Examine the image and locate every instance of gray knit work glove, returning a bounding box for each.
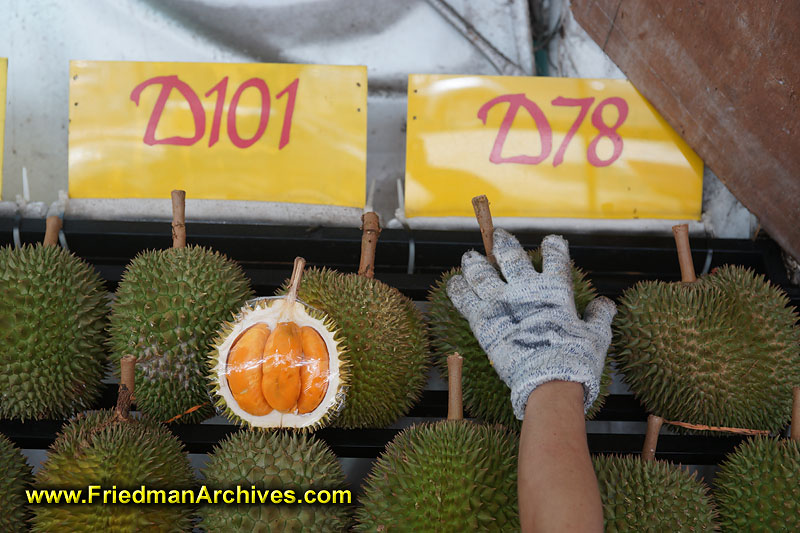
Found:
[446,229,617,419]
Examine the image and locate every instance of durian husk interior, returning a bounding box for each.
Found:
[212,297,347,430]
[355,420,519,531]
[427,248,611,429]
[280,267,429,429]
[613,265,800,434]
[714,436,799,532]
[32,410,195,532]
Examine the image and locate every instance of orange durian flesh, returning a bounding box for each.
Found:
[297,326,331,414]
[226,324,273,416]
[261,322,303,412]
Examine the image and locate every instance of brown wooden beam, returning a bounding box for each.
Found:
[572,0,800,260]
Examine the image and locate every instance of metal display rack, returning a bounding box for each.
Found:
[2,217,797,465]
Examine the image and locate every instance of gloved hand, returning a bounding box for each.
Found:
[446,229,616,419]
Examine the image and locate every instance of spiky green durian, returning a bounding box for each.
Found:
[0,434,32,532]
[109,245,253,423]
[0,243,107,420]
[428,249,610,429]
[594,455,717,532]
[613,265,800,434]
[199,430,351,532]
[209,297,349,431]
[356,420,518,531]
[280,268,429,428]
[714,437,799,532]
[32,410,195,532]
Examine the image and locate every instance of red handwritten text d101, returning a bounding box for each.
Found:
[130,75,299,149]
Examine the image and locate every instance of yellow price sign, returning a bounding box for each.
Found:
[405,74,702,219]
[69,61,367,206]
[0,58,6,197]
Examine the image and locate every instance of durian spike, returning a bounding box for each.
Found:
[791,386,800,441]
[447,353,463,421]
[642,414,664,461]
[672,224,696,283]
[358,211,381,278]
[171,190,186,249]
[472,195,497,267]
[116,355,136,421]
[43,216,62,247]
[284,257,306,309]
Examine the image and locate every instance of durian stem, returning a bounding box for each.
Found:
[43,216,62,247]
[285,257,306,309]
[171,190,186,249]
[116,355,137,421]
[642,414,663,461]
[358,212,381,278]
[672,224,696,282]
[472,195,497,267]
[447,353,464,421]
[791,386,800,442]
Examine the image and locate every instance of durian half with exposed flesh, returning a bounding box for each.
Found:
[211,257,347,430]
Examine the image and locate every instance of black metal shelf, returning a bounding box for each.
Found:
[0,217,796,465]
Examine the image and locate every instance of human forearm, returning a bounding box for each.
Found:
[518,381,603,533]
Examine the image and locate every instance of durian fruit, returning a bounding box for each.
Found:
[279,212,429,428]
[613,224,800,434]
[32,358,196,532]
[199,430,352,531]
[356,354,519,531]
[210,257,348,430]
[0,434,33,532]
[427,196,610,429]
[109,191,252,423]
[0,215,107,420]
[593,454,718,532]
[714,389,800,532]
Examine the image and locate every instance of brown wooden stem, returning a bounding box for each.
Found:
[358,211,381,278]
[791,386,800,442]
[642,414,664,461]
[285,257,306,307]
[672,224,696,282]
[447,353,463,421]
[116,355,137,420]
[171,190,186,249]
[43,216,62,247]
[472,195,497,266]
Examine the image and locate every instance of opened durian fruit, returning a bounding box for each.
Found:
[210,257,347,430]
[356,354,519,531]
[108,191,252,423]
[713,387,800,532]
[0,216,107,420]
[427,196,610,428]
[613,224,800,434]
